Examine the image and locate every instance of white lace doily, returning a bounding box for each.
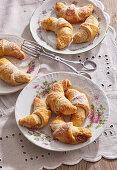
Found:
[0,0,117,169]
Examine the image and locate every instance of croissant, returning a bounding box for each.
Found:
[19,97,51,128]
[70,107,86,127]
[46,92,77,115]
[0,39,25,60]
[73,15,99,43]
[50,79,71,93]
[41,17,73,49]
[65,89,90,126]
[56,2,94,24]
[0,58,31,86]
[50,116,92,144]
[46,79,77,115]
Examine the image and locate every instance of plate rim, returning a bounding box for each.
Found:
[30,0,110,55]
[15,71,110,152]
[0,33,40,95]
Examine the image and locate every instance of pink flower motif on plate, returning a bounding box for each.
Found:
[28,128,37,132]
[27,61,35,73]
[94,95,99,100]
[36,95,40,98]
[33,84,39,89]
[87,103,106,128]
[42,142,48,145]
[38,20,40,25]
[93,114,101,123]
[88,111,94,120]
[27,66,34,73]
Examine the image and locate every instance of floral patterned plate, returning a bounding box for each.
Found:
[0,34,40,94]
[30,0,110,55]
[15,72,109,151]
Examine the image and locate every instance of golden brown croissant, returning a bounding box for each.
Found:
[50,116,92,144]
[46,79,77,115]
[0,39,25,60]
[65,89,90,126]
[41,17,73,49]
[46,92,77,115]
[56,2,94,24]
[19,97,51,128]
[73,15,99,43]
[50,79,71,93]
[0,58,31,86]
[70,107,86,127]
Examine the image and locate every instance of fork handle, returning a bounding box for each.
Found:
[41,52,91,79]
[42,48,82,64]
[42,48,96,71]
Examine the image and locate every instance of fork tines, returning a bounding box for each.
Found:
[21,40,42,57]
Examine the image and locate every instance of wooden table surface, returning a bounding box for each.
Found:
[44,0,117,169]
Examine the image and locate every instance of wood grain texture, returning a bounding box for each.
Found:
[43,0,117,169]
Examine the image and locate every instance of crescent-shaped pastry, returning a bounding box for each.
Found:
[70,107,86,127]
[0,39,25,60]
[50,79,71,93]
[46,79,77,115]
[19,97,51,128]
[50,116,92,144]
[46,92,77,115]
[73,15,99,43]
[56,2,94,23]
[0,58,31,86]
[65,89,90,126]
[41,17,73,49]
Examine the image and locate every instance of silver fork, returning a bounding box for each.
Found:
[21,40,97,79]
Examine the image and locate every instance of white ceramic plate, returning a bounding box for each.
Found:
[30,0,110,55]
[15,72,109,151]
[0,34,40,95]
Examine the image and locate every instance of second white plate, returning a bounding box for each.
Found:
[0,34,40,95]
[30,0,110,55]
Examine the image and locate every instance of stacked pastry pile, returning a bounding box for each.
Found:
[0,39,31,86]
[41,2,99,49]
[19,79,92,144]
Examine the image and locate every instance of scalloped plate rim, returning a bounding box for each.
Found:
[30,0,110,55]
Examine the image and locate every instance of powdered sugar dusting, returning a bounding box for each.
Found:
[66,4,75,15]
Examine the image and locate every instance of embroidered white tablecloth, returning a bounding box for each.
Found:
[0,0,117,170]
